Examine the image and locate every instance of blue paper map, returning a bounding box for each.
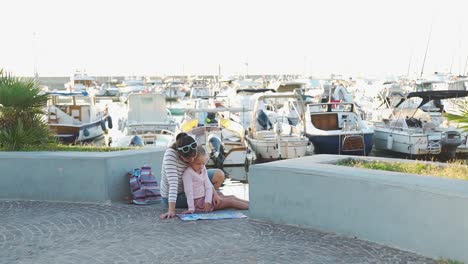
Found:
[177,210,248,221]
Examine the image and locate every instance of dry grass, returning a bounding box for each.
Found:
[337,159,468,181]
[436,258,464,264]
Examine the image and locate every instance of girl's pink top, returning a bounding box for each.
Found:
[182,166,213,211]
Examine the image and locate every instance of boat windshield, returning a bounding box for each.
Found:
[308,103,353,113]
[54,96,89,106]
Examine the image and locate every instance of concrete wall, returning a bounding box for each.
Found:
[0,148,165,203]
[249,155,468,262]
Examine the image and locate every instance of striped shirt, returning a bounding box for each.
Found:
[160,148,190,203]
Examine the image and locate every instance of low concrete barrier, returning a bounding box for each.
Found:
[249,154,468,262]
[0,148,165,203]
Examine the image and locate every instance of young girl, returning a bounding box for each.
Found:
[181,146,249,214]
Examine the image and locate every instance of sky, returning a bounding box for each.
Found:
[1,0,467,78]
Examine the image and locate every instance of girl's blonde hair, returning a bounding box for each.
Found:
[195,146,207,160]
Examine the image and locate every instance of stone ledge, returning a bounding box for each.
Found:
[249,154,468,262]
[0,148,166,203]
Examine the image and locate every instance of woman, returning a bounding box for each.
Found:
[159,132,224,219]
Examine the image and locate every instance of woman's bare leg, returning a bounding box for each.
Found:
[220,194,249,204]
[216,197,249,210]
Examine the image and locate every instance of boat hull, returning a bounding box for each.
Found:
[246,136,309,162]
[374,129,438,155]
[50,118,106,144]
[307,133,374,156]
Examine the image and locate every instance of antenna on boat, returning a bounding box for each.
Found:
[464,55,468,76]
[420,20,434,78]
[407,49,413,77]
[33,32,39,81]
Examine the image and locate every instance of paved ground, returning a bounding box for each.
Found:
[0,200,436,264]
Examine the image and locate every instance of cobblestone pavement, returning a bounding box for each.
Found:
[0,201,435,264]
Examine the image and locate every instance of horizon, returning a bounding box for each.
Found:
[1,0,467,78]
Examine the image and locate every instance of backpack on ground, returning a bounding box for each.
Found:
[128,165,162,205]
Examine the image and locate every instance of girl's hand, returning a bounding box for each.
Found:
[203,203,213,212]
[180,209,194,214]
[159,209,176,219]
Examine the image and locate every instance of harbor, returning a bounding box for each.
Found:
[2,0,468,263]
[2,69,468,264]
[44,73,468,165]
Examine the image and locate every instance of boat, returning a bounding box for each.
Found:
[373,90,468,158]
[179,105,249,172]
[46,91,112,144]
[113,93,177,148]
[96,79,120,97]
[189,79,212,99]
[304,102,374,156]
[268,80,305,93]
[64,70,98,93]
[319,80,354,103]
[159,80,186,102]
[245,92,312,162]
[117,79,146,103]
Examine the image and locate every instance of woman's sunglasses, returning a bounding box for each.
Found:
[177,141,197,154]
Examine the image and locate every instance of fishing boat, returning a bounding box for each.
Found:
[46,91,112,144]
[113,93,177,148]
[304,102,374,156]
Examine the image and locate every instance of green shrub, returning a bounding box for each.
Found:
[0,69,55,150]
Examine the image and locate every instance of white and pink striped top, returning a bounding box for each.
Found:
[160,149,190,203]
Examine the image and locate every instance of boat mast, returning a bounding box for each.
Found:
[420,22,433,78]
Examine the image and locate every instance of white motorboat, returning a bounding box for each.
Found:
[117,79,146,103]
[96,79,120,97]
[246,92,312,162]
[46,91,112,144]
[113,93,177,148]
[373,90,467,158]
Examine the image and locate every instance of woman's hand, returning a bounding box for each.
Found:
[180,209,194,214]
[159,209,176,219]
[212,192,222,207]
[203,203,213,212]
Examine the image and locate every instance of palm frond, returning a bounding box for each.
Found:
[0,70,49,110]
[0,69,55,150]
